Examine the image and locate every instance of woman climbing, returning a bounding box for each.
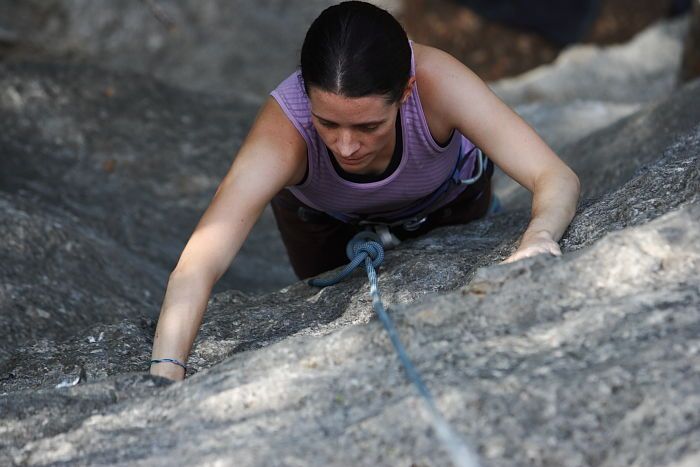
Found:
[150,1,580,381]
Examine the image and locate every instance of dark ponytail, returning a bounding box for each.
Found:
[300,1,411,103]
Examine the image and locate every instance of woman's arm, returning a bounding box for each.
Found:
[414,44,580,263]
[150,97,307,381]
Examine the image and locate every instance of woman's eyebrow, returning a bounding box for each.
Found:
[311,112,386,126]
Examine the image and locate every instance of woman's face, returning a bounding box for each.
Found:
[308,87,401,174]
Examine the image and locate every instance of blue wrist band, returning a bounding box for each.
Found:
[150,358,187,371]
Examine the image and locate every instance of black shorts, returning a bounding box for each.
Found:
[271,160,494,279]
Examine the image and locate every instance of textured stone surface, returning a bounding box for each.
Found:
[2,202,698,466]
[497,78,700,210]
[0,61,298,359]
[0,191,163,361]
[2,75,698,465]
[491,17,688,106]
[1,6,699,467]
[0,62,245,268]
[490,17,691,209]
[0,0,400,102]
[0,0,343,102]
[503,100,642,154]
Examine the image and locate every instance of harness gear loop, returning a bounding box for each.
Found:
[455,147,486,185]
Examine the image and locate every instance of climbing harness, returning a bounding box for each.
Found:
[327,146,490,252]
[308,231,481,467]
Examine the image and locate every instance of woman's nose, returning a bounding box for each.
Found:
[337,130,359,157]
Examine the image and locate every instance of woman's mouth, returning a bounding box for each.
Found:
[339,154,368,166]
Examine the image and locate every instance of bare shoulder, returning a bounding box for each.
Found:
[411,42,484,141]
[236,96,308,187]
[412,42,481,95]
[411,42,441,101]
[249,97,307,160]
[411,42,502,140]
[412,42,459,71]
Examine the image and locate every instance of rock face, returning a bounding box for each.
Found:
[2,74,699,466]
[0,191,163,361]
[0,61,296,357]
[490,17,693,209]
[1,3,700,467]
[498,76,700,210]
[490,17,687,106]
[488,16,688,156]
[0,0,344,102]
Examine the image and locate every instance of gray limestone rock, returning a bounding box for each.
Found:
[504,100,643,155]
[3,196,698,467]
[0,61,299,366]
[1,6,699,467]
[0,61,296,296]
[0,0,370,103]
[497,78,700,210]
[1,66,698,465]
[491,17,694,211]
[0,204,522,395]
[491,17,688,106]
[0,191,163,361]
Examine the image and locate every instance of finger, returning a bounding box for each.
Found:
[546,243,562,256]
[501,249,531,263]
[501,245,558,264]
[501,249,535,264]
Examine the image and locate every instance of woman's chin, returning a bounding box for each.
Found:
[340,164,367,173]
[338,156,371,172]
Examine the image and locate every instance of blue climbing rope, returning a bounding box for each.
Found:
[308,231,481,467]
[307,236,384,287]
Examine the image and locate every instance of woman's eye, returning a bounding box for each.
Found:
[321,121,338,128]
[361,125,379,132]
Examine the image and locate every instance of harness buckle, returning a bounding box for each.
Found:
[402,216,427,231]
[355,221,402,250]
[373,225,402,250]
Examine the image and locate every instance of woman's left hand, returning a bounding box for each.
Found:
[415,42,580,265]
[502,230,561,264]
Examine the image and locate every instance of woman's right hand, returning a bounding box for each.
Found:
[148,96,307,386]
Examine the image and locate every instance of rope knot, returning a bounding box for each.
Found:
[347,237,384,269]
[345,230,384,265]
[308,230,385,288]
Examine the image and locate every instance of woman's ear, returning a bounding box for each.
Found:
[400,76,416,104]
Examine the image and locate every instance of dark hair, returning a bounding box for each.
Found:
[300,1,411,103]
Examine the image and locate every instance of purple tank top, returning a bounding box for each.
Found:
[270,41,478,222]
